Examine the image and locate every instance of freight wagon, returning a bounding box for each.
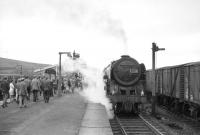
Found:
[146,62,200,120]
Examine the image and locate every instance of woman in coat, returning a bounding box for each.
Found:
[9,80,15,103]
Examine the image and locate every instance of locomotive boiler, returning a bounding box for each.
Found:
[103,55,146,114]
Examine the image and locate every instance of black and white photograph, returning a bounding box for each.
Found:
[0,0,200,135]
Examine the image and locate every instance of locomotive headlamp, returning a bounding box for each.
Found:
[141,90,144,96]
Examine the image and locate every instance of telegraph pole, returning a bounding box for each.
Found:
[152,42,165,115]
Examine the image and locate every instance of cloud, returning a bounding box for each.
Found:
[0,0,128,66]
[0,0,127,44]
[1,0,200,69]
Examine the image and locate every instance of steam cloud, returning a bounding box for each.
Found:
[62,57,113,118]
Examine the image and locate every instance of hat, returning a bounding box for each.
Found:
[18,78,24,81]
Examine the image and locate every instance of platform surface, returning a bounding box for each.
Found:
[0,93,87,135]
[78,103,113,135]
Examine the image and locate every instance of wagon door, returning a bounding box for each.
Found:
[189,65,200,104]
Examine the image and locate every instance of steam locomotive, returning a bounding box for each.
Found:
[103,55,146,114]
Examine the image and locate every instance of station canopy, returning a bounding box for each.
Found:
[34,65,57,75]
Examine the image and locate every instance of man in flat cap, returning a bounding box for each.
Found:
[18,78,28,108]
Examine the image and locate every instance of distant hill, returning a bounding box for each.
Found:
[0,57,51,75]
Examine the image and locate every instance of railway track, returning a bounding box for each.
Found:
[109,114,167,135]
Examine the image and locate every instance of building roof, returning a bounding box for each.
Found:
[34,65,57,73]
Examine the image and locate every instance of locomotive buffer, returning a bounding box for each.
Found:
[152,42,165,115]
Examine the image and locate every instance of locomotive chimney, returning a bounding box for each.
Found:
[121,55,130,58]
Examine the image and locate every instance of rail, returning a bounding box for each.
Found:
[110,115,167,135]
[139,114,165,135]
[115,116,127,135]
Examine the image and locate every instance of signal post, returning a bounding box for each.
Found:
[152,42,165,115]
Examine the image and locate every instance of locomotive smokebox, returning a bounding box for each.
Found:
[111,55,141,86]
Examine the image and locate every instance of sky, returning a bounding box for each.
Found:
[0,0,200,70]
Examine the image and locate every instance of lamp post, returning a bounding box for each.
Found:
[152,42,165,115]
[57,52,71,97]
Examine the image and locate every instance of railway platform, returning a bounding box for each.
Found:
[78,103,113,135]
[0,92,114,135]
[0,93,87,135]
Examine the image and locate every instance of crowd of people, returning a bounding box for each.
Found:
[0,72,84,109]
[0,76,57,108]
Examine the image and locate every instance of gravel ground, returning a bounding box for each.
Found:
[143,104,198,135]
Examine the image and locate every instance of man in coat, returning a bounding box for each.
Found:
[18,78,28,108]
[31,76,40,102]
[0,77,9,108]
[43,77,50,103]
[24,76,31,101]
